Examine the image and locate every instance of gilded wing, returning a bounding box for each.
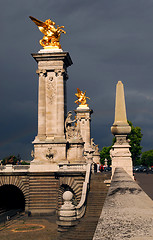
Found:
[75,88,82,98]
[29,16,46,28]
[77,88,81,94]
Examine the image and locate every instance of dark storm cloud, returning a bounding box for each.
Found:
[0,0,153,159]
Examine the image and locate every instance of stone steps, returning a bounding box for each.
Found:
[28,175,58,213]
[57,172,111,240]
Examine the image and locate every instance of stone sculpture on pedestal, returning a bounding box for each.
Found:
[29,17,72,164]
[29,17,100,166]
[74,89,100,164]
[65,111,85,163]
[110,81,133,178]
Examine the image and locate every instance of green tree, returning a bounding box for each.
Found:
[127,121,143,166]
[2,155,21,165]
[21,161,30,165]
[100,146,112,166]
[141,150,153,167]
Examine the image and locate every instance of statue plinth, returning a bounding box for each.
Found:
[76,105,89,110]
[38,48,63,53]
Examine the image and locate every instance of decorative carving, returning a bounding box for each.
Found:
[91,138,99,154]
[65,111,82,140]
[46,147,57,161]
[46,76,56,104]
[54,69,65,77]
[116,136,127,145]
[36,69,47,77]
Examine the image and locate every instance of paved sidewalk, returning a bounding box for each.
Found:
[0,215,58,240]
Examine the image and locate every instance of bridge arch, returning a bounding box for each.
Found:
[0,184,25,211]
[58,176,84,209]
[0,175,29,211]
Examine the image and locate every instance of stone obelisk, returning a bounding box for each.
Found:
[111,81,133,178]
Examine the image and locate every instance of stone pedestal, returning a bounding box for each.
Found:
[75,107,93,150]
[67,140,85,163]
[92,151,101,164]
[110,135,133,178]
[31,50,72,164]
[58,191,77,231]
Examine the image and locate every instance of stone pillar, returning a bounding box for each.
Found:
[37,69,46,140]
[31,50,72,164]
[57,191,77,231]
[75,107,93,150]
[111,81,133,178]
[55,69,65,139]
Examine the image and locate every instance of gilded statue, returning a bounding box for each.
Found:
[75,88,90,107]
[29,16,66,49]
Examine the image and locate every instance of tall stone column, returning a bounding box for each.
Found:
[111,81,133,178]
[31,51,72,164]
[75,107,93,150]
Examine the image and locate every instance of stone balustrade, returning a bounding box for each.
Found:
[57,163,91,230]
[75,163,91,218]
[58,163,87,172]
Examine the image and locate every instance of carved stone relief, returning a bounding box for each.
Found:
[46,75,56,104]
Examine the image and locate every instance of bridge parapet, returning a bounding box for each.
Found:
[0,164,30,172]
[93,168,153,239]
[58,163,87,172]
[0,163,88,173]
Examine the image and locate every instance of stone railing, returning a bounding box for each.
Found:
[0,164,30,171]
[58,163,92,231]
[93,167,153,240]
[13,165,30,170]
[75,163,91,218]
[58,163,87,172]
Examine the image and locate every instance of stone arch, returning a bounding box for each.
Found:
[58,184,78,209]
[58,176,84,209]
[0,175,29,210]
[0,184,25,211]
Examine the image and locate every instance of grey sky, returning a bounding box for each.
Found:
[0,0,153,159]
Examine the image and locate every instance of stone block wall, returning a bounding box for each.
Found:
[0,171,85,215]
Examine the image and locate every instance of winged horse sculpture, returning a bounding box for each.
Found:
[29,16,66,49]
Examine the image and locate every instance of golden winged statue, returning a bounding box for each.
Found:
[75,88,90,107]
[29,16,66,49]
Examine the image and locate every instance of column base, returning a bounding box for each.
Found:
[110,135,133,179]
[32,139,67,164]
